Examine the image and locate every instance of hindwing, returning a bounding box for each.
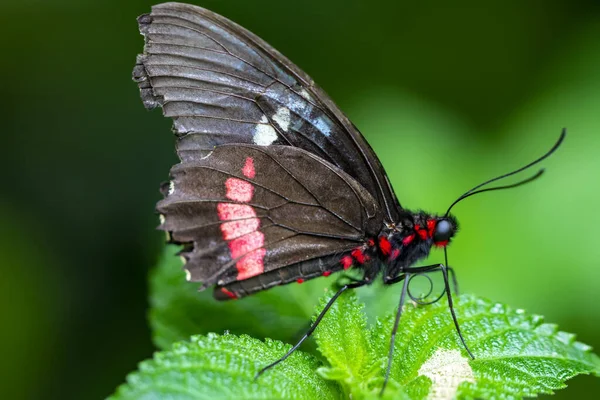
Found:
[134,2,401,221]
[158,145,383,296]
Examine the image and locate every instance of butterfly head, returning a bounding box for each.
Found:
[400,211,458,248]
[431,215,458,248]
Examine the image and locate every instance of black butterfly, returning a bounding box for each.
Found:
[133,2,564,394]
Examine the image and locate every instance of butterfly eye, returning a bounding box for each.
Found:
[433,219,454,242]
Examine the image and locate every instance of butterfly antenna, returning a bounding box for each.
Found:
[445,128,566,216]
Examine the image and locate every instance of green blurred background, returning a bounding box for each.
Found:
[2,0,600,398]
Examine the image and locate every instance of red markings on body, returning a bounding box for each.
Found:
[217,156,266,281]
[225,177,254,202]
[435,240,449,248]
[367,238,375,246]
[323,271,332,277]
[220,287,238,299]
[402,234,415,246]
[391,249,401,260]
[341,255,353,270]
[220,218,260,240]
[217,203,255,220]
[427,220,436,237]
[242,157,255,178]
[351,248,368,264]
[296,278,305,284]
[379,236,391,255]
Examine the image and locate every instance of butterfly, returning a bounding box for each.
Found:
[133,2,564,394]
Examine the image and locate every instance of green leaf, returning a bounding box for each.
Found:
[147,247,600,398]
[149,245,329,350]
[110,333,341,400]
[313,290,409,399]
[313,290,375,398]
[362,294,600,399]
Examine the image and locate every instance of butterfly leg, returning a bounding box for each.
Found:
[379,263,473,396]
[394,264,473,359]
[447,266,459,295]
[437,264,474,359]
[255,279,368,379]
[379,271,411,396]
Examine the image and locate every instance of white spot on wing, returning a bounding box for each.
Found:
[159,214,170,240]
[314,117,331,137]
[272,107,291,132]
[168,181,175,196]
[299,88,311,100]
[184,268,191,281]
[418,349,475,399]
[253,115,278,145]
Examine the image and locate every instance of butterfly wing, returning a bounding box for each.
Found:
[158,144,383,298]
[133,2,401,221]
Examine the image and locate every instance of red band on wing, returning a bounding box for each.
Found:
[236,248,267,280]
[217,203,255,220]
[242,157,256,178]
[228,231,264,259]
[217,156,266,281]
[220,218,260,240]
[225,178,254,202]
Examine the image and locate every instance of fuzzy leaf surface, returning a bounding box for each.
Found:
[110,333,340,400]
[313,289,406,399]
[363,294,600,399]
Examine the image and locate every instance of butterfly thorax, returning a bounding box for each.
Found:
[367,211,458,281]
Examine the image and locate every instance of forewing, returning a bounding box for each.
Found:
[158,144,382,296]
[134,2,401,221]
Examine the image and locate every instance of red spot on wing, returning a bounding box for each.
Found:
[228,231,264,259]
[379,236,392,256]
[391,249,401,260]
[323,271,332,277]
[236,248,266,280]
[242,157,255,178]
[217,156,266,281]
[402,234,415,246]
[367,238,375,246]
[296,278,304,284]
[220,218,260,240]
[220,287,238,299]
[341,255,353,270]
[217,203,256,220]
[225,178,254,202]
[435,240,449,248]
